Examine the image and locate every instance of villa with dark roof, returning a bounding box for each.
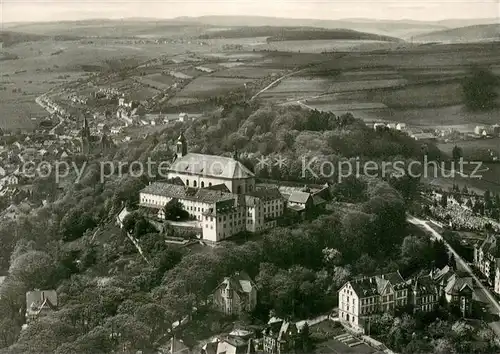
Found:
[261,318,299,354]
[25,289,58,325]
[212,271,257,316]
[431,266,474,318]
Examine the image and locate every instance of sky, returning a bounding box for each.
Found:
[1,0,499,23]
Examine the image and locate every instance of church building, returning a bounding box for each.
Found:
[80,116,115,155]
[139,133,285,242]
[167,133,255,194]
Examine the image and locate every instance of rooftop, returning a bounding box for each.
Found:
[141,182,236,205]
[169,153,254,179]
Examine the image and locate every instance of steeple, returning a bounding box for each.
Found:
[81,115,91,154]
[176,132,187,159]
[81,115,90,140]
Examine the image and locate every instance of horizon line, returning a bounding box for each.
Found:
[2,14,499,25]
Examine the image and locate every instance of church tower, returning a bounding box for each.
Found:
[81,115,91,154]
[176,132,187,159]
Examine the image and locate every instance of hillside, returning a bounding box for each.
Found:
[5,17,448,39]
[199,26,401,42]
[181,16,449,38]
[414,24,500,43]
[3,20,209,38]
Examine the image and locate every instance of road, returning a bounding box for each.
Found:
[408,215,500,336]
[35,94,65,135]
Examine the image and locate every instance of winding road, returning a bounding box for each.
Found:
[408,215,500,336]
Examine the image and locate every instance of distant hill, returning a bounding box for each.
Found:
[179,16,449,39]
[4,19,208,38]
[3,16,497,40]
[414,24,500,43]
[199,26,401,42]
[0,31,47,47]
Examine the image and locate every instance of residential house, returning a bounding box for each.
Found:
[410,274,440,313]
[431,266,474,318]
[179,113,189,122]
[338,271,407,332]
[110,126,123,135]
[261,318,299,354]
[431,265,456,294]
[25,289,58,324]
[287,191,313,212]
[495,260,500,295]
[474,234,499,284]
[373,123,387,131]
[116,206,131,229]
[396,123,407,131]
[202,336,255,354]
[212,271,257,316]
[474,126,487,136]
[444,274,474,317]
[169,335,194,354]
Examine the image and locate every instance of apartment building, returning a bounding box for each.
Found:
[338,272,407,331]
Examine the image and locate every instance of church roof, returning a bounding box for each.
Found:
[169,153,254,180]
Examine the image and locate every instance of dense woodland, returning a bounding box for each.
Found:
[0,101,493,353]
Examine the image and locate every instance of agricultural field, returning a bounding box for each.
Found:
[438,138,500,156]
[329,81,464,108]
[253,39,402,53]
[175,76,249,98]
[262,77,330,95]
[133,74,175,90]
[211,67,283,79]
[422,162,500,195]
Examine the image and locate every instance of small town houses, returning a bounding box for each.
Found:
[474,234,500,297]
[339,267,474,333]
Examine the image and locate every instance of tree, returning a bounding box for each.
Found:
[432,240,449,269]
[448,254,457,270]
[134,304,172,343]
[9,250,56,289]
[332,266,351,289]
[484,190,493,210]
[440,193,448,208]
[452,145,463,162]
[296,323,313,352]
[163,200,189,221]
[462,66,499,111]
[322,248,342,268]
